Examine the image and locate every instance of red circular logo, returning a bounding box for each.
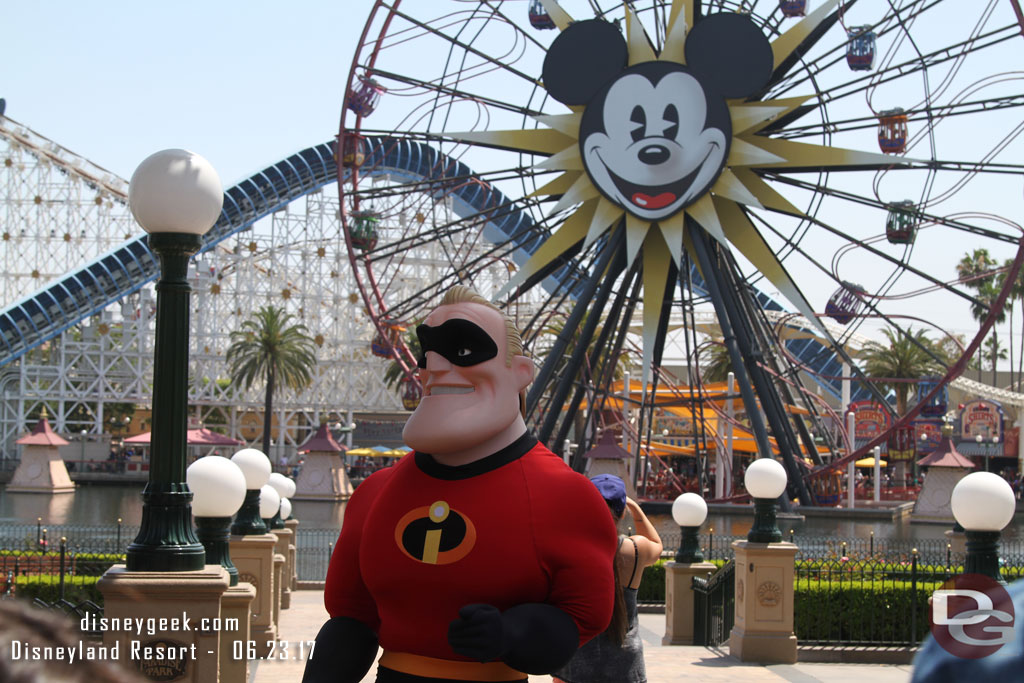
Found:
[930,573,1015,659]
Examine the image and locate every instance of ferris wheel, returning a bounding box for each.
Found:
[338,0,1024,502]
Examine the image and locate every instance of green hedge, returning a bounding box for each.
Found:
[794,579,942,644]
[13,575,104,606]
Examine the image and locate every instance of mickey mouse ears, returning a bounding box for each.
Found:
[542,13,773,105]
[684,13,773,99]
[542,20,628,106]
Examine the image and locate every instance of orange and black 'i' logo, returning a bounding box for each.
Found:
[394,500,476,565]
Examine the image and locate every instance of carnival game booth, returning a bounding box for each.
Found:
[123,428,244,472]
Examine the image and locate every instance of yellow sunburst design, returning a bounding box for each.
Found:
[445,0,904,383]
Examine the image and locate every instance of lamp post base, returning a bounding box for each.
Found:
[126,488,206,572]
[97,564,229,682]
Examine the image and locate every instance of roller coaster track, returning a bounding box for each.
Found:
[0,122,869,401]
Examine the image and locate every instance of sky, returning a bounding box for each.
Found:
[4,1,374,186]
[4,0,1022,365]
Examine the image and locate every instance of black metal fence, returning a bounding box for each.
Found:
[657,531,1024,567]
[692,560,735,647]
[793,554,944,646]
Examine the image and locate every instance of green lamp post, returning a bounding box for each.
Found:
[125,149,223,571]
[745,458,788,544]
[671,492,708,563]
[951,471,1016,584]
[231,448,273,535]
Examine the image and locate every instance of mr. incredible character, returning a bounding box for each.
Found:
[303,286,617,683]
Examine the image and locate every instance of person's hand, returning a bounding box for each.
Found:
[448,604,505,663]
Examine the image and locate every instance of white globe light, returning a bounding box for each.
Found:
[671,493,708,527]
[231,448,272,489]
[745,458,788,499]
[951,471,1016,531]
[268,472,297,499]
[187,455,247,517]
[259,485,281,519]
[279,498,292,521]
[128,149,223,235]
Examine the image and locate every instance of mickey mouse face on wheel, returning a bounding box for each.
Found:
[542,13,774,222]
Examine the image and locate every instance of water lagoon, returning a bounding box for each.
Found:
[3,483,1018,545]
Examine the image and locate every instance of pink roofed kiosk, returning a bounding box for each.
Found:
[293,423,353,501]
[912,424,976,524]
[582,431,637,499]
[8,409,75,493]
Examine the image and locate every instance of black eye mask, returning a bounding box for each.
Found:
[416,318,499,368]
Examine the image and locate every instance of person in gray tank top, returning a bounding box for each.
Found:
[554,474,664,683]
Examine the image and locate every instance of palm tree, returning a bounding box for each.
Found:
[861,327,947,416]
[699,339,733,383]
[957,249,1005,384]
[227,306,317,455]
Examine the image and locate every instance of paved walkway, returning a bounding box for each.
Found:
[252,590,914,682]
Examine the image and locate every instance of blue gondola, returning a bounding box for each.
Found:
[825,282,866,325]
[780,0,808,18]
[916,377,949,417]
[846,27,876,71]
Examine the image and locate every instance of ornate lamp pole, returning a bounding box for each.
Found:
[187,455,247,586]
[126,149,223,571]
[745,458,788,543]
[951,471,1016,583]
[671,493,708,563]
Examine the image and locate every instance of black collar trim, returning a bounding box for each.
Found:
[415,431,538,480]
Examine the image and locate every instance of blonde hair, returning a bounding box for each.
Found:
[437,285,529,417]
[438,286,524,365]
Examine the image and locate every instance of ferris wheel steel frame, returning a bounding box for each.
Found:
[337,0,1024,505]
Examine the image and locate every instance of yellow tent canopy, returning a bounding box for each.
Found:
[855,457,887,468]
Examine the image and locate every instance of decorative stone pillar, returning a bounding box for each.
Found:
[285,518,299,590]
[270,527,293,609]
[663,560,717,645]
[97,565,229,682]
[272,551,286,633]
[229,533,278,655]
[219,581,256,683]
[730,540,798,663]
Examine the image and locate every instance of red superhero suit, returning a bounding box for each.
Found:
[322,432,617,681]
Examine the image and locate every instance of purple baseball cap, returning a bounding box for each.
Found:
[590,473,626,516]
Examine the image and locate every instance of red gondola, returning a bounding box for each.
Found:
[885,200,917,245]
[887,425,916,461]
[846,27,876,71]
[877,108,908,154]
[402,377,422,411]
[529,0,556,29]
[349,210,380,251]
[780,0,808,18]
[825,282,866,325]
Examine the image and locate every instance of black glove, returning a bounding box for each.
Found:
[447,603,579,674]
[302,616,378,683]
